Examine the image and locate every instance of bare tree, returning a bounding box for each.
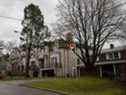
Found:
[57,0,126,74]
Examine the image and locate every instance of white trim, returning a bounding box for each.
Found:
[40,68,54,71]
[95,60,126,65]
[76,64,85,67]
[118,52,121,59]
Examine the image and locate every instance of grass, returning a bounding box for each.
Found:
[28,76,126,95]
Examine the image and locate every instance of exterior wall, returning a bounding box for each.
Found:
[47,47,84,77]
[59,49,79,77]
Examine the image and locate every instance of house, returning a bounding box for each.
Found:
[95,44,126,81]
[8,34,84,77]
[32,35,84,77]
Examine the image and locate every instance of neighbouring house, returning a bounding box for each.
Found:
[95,44,126,81]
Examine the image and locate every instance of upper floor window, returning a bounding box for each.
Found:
[100,54,106,61]
[114,52,119,59]
[108,53,113,60]
[99,51,121,61]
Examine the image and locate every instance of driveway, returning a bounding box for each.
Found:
[0,80,60,95]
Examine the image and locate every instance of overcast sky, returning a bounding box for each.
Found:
[0,0,58,44]
[0,0,125,48]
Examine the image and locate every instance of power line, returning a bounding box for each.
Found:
[0,15,22,21]
[0,15,51,25]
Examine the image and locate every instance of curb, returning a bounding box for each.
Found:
[20,84,68,95]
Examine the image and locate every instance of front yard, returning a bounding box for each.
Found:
[27,77,126,95]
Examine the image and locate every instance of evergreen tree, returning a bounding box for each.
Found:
[20,4,48,77]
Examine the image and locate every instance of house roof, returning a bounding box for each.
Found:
[102,45,126,53]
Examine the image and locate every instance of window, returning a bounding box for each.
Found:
[109,53,113,60]
[100,54,106,61]
[52,57,58,67]
[39,58,44,68]
[114,52,119,59]
[97,57,99,61]
[107,52,120,60]
[77,59,80,64]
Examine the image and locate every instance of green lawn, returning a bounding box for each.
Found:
[28,77,126,95]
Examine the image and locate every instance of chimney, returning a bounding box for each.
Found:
[110,44,114,49]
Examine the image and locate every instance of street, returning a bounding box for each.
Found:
[0,80,60,95]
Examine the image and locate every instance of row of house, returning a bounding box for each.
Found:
[6,33,126,81]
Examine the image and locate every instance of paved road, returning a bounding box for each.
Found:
[0,80,60,95]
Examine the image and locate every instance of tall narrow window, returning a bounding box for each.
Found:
[114,52,119,59]
[108,53,113,60]
[77,59,80,65]
[39,58,44,68]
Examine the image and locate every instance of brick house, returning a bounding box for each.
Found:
[95,44,126,81]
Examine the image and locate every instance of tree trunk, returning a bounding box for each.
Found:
[84,63,96,75]
[25,47,31,77]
